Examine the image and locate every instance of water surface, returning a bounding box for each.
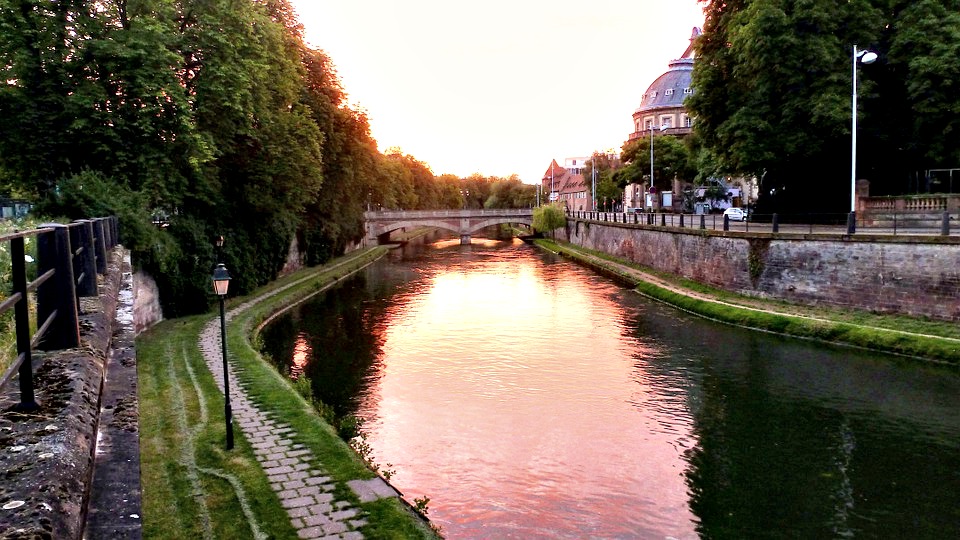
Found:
[261,237,960,538]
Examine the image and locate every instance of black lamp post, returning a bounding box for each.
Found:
[212,263,234,450]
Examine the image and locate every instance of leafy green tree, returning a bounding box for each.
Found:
[298,47,378,264]
[435,174,464,208]
[685,0,960,211]
[882,0,960,185]
[615,135,694,191]
[595,170,621,211]
[460,173,492,209]
[533,203,566,232]
[485,175,535,208]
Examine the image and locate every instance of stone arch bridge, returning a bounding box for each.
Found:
[364,209,534,245]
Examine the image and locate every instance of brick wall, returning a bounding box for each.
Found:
[562,219,960,321]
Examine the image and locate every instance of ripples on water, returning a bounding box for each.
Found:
[260,236,960,539]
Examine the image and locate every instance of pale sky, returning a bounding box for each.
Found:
[289,1,705,184]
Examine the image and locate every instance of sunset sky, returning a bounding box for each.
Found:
[289,1,705,184]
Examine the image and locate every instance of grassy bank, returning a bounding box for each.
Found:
[535,238,960,365]
[138,247,439,539]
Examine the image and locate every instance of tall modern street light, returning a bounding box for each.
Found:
[650,123,669,194]
[849,45,877,234]
[212,262,234,450]
[591,154,597,212]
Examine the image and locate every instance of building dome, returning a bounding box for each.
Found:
[637,58,694,113]
[628,28,700,140]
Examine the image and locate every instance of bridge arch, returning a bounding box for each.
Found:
[464,218,533,235]
[370,219,462,238]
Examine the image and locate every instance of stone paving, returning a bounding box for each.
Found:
[197,295,396,539]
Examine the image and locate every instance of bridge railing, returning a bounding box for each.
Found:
[364,208,533,220]
[0,216,119,410]
[566,209,957,236]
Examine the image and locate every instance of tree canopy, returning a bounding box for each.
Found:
[0,0,534,316]
[688,0,960,212]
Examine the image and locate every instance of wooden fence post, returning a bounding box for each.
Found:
[71,220,99,297]
[93,219,108,274]
[36,224,80,350]
[11,236,38,410]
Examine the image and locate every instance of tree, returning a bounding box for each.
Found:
[883,0,960,186]
[615,135,695,191]
[533,203,566,232]
[485,175,535,208]
[687,0,960,210]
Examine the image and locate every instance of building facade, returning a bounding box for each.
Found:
[542,158,594,211]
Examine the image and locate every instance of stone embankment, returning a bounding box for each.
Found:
[0,247,138,539]
[562,217,960,321]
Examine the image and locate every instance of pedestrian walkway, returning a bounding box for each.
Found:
[196,269,399,539]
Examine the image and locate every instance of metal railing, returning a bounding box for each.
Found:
[364,208,534,220]
[566,210,957,236]
[0,216,119,410]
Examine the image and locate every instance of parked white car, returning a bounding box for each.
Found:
[723,207,746,221]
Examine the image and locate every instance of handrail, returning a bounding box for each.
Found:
[564,209,955,237]
[0,216,119,410]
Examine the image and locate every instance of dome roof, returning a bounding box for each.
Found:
[637,58,694,113]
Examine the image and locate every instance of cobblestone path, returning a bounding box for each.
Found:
[195,262,401,539]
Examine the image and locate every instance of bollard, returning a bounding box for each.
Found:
[942,211,950,236]
[846,211,856,235]
[680,214,685,228]
[723,215,729,231]
[36,224,80,350]
[772,213,780,233]
[661,214,666,226]
[700,214,706,230]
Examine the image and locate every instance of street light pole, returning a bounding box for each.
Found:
[591,155,597,212]
[212,263,233,450]
[650,123,667,207]
[850,45,877,234]
[650,125,655,189]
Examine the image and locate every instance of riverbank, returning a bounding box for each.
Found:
[137,247,439,539]
[535,239,960,364]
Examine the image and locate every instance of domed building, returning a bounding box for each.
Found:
[628,27,700,141]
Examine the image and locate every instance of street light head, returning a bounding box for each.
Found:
[860,51,878,64]
[212,263,231,296]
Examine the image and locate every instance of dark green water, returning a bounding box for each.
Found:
[261,236,960,538]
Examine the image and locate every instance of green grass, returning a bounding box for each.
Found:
[138,247,439,539]
[535,238,960,365]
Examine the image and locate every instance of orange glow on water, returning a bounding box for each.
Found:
[291,334,310,379]
[356,241,696,537]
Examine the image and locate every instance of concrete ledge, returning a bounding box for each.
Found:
[0,248,127,539]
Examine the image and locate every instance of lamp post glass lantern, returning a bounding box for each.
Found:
[850,45,877,234]
[212,263,234,449]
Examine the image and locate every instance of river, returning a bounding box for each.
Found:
[260,235,960,538]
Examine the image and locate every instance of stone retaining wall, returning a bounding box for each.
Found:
[561,219,960,321]
[133,270,162,334]
[0,248,126,539]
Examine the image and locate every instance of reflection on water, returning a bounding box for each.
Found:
[261,237,960,538]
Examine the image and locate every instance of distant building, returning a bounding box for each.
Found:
[542,159,594,211]
[624,27,700,212]
[628,27,700,142]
